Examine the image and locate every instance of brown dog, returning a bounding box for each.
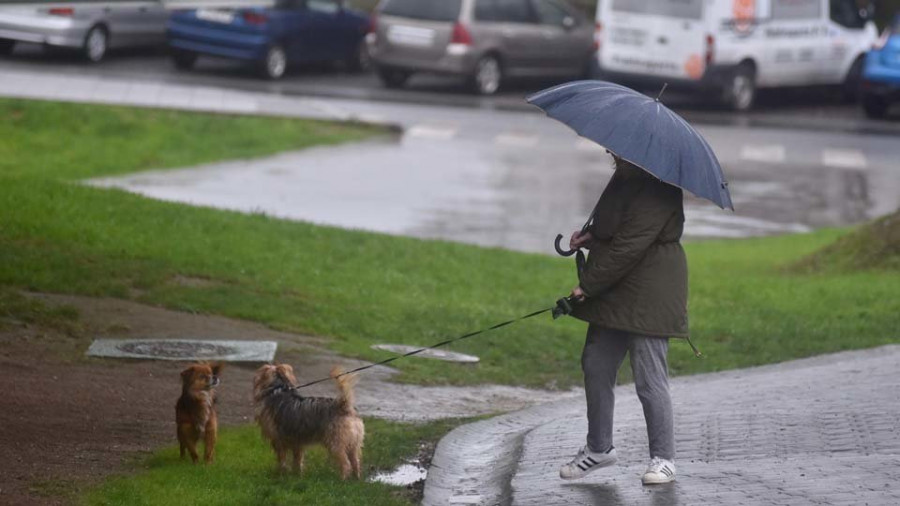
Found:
[176,362,222,464]
[253,364,364,479]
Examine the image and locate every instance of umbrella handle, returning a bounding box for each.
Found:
[554,234,578,257]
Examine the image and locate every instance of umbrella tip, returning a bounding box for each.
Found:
[655,83,669,102]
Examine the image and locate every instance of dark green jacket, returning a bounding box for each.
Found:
[571,162,689,338]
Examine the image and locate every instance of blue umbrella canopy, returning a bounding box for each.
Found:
[527,80,734,210]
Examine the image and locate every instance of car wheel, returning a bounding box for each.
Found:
[171,49,197,71]
[377,67,411,88]
[0,38,15,56]
[841,56,864,103]
[724,64,756,112]
[345,40,371,73]
[259,45,287,80]
[83,26,108,63]
[470,55,502,95]
[862,93,889,119]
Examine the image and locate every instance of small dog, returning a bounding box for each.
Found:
[176,362,223,464]
[253,364,364,479]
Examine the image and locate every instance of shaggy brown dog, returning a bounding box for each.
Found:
[176,362,222,464]
[253,364,364,479]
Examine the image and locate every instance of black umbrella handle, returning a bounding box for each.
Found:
[554,234,578,257]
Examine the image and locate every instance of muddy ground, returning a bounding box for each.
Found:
[0,293,573,505]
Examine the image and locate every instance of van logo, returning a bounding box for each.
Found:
[732,0,756,36]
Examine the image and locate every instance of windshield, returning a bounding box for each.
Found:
[380,0,462,22]
[611,0,702,20]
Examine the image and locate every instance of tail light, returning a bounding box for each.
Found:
[593,21,602,52]
[873,28,889,50]
[48,7,74,16]
[242,11,268,26]
[705,34,715,66]
[451,22,472,45]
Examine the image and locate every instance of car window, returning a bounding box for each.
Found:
[380,0,462,22]
[532,0,572,26]
[275,0,306,9]
[771,0,821,20]
[308,0,340,14]
[611,0,702,20]
[495,0,535,23]
[829,0,871,29]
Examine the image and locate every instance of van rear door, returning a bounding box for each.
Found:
[600,0,708,82]
[375,0,461,68]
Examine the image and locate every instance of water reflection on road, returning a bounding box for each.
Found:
[89,131,897,255]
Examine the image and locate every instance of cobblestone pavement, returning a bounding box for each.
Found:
[424,345,900,505]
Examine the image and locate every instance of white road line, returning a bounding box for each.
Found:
[406,124,458,140]
[740,144,786,164]
[822,149,868,170]
[494,132,538,148]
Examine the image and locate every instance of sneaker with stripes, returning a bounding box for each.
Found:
[559,445,617,480]
[641,456,676,484]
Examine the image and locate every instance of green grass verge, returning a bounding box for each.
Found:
[2,98,899,390]
[82,418,465,506]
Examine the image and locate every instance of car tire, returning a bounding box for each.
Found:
[82,25,108,63]
[862,93,889,119]
[724,64,756,112]
[377,67,411,88]
[841,56,864,103]
[344,40,371,73]
[171,49,197,71]
[0,38,15,56]
[258,45,287,80]
[470,55,502,95]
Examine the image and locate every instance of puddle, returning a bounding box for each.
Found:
[86,339,277,362]
[370,463,428,486]
[371,344,479,363]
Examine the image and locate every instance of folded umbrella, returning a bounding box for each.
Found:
[526,80,734,211]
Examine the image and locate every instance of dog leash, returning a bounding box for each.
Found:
[289,297,576,390]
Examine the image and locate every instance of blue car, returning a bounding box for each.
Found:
[861,14,900,118]
[167,0,370,79]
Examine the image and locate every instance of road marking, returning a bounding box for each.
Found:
[739,144,786,164]
[494,132,538,147]
[406,124,457,140]
[822,149,867,170]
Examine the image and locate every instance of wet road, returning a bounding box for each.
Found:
[4,47,899,254]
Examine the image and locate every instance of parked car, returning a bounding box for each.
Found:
[166,0,370,79]
[0,1,168,62]
[595,0,879,111]
[861,14,900,118]
[367,0,595,95]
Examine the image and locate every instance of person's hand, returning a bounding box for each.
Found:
[569,230,593,250]
[571,285,586,301]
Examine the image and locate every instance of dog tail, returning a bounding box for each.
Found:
[331,366,358,414]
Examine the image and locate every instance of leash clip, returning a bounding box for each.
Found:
[552,297,574,320]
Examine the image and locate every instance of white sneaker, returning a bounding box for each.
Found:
[641,457,676,484]
[559,445,617,480]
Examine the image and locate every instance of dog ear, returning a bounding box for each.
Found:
[181,367,194,383]
[211,362,224,377]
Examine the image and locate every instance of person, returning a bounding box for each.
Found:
[558,155,688,485]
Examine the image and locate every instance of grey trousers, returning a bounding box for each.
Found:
[581,324,675,461]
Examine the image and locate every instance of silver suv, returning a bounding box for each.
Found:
[367,0,595,94]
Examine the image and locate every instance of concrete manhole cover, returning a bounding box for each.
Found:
[87,339,277,362]
[371,344,479,363]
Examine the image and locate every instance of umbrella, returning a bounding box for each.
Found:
[526,80,734,211]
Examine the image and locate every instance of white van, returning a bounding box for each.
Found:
[594,0,879,110]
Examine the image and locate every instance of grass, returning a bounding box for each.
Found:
[82,418,467,506]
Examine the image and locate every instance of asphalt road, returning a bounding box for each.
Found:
[4,43,899,254]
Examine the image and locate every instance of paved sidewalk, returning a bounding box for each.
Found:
[424,345,900,505]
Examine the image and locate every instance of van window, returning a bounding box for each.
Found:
[532,0,573,26]
[829,0,872,29]
[380,0,462,22]
[771,0,821,20]
[474,0,535,23]
[610,0,702,20]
